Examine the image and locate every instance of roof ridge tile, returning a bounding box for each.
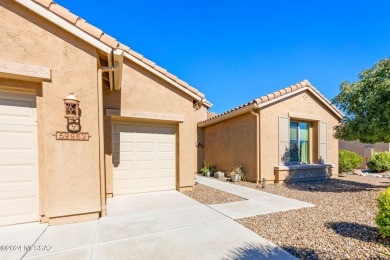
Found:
[29,0,206,99]
[200,80,343,124]
[33,0,52,8]
[75,19,103,38]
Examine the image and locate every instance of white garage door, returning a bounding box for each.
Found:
[0,91,39,226]
[112,122,176,194]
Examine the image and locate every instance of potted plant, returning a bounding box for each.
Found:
[200,161,212,177]
[228,165,245,182]
[214,171,225,179]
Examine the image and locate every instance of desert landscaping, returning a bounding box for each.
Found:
[183,174,390,259]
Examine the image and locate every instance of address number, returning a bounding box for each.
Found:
[56,131,89,141]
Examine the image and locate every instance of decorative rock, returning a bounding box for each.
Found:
[353,169,363,175]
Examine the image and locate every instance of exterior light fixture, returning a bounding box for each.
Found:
[63,93,80,120]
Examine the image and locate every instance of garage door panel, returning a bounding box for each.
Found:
[158,160,175,169]
[0,164,38,186]
[0,190,39,226]
[155,126,175,135]
[113,122,176,194]
[0,190,38,211]
[158,142,175,152]
[136,125,156,134]
[0,91,39,226]
[157,169,176,177]
[137,142,155,152]
[0,124,37,151]
[156,152,175,160]
[0,92,36,126]
[113,171,137,180]
[114,124,134,133]
[113,152,136,162]
[137,160,155,170]
[113,141,135,152]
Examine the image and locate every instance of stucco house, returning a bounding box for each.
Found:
[339,140,390,169]
[198,80,344,183]
[0,0,211,226]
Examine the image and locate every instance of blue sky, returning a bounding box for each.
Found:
[56,0,390,113]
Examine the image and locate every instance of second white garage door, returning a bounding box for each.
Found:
[112,122,176,194]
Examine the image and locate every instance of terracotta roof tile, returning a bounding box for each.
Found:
[154,65,167,74]
[187,85,199,94]
[176,79,188,87]
[141,58,156,68]
[99,34,118,48]
[75,19,103,38]
[165,72,178,81]
[207,112,218,119]
[259,96,268,103]
[198,92,205,98]
[279,89,287,95]
[49,4,78,24]
[117,43,130,52]
[29,0,206,101]
[199,80,344,124]
[33,0,52,8]
[127,49,143,60]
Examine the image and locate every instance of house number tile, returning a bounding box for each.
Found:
[56,131,89,141]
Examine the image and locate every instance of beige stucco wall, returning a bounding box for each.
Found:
[203,113,258,181]
[1,1,209,225]
[339,140,390,168]
[260,90,340,181]
[202,89,340,183]
[103,59,208,193]
[0,1,101,222]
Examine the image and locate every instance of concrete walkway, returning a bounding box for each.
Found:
[1,191,296,260]
[197,176,314,219]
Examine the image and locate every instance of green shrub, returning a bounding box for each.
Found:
[367,152,390,173]
[338,149,363,173]
[376,187,390,238]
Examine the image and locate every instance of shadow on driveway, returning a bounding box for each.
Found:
[224,242,296,260]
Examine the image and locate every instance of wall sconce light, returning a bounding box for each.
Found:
[63,93,80,120]
[195,142,204,148]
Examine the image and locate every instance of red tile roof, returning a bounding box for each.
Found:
[202,80,343,123]
[31,0,206,99]
[207,112,218,119]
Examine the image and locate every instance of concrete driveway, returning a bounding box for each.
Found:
[1,191,295,260]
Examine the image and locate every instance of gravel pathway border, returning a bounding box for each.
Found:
[181,183,245,205]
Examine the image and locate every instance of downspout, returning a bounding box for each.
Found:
[97,63,119,217]
[250,109,260,184]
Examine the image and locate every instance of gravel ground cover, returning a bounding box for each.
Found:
[181,183,245,204]
[234,175,390,259]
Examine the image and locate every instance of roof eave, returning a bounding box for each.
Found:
[199,86,344,127]
[18,0,208,103]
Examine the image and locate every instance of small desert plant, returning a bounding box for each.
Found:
[338,149,363,173]
[367,152,390,173]
[200,161,211,176]
[228,165,246,181]
[209,165,217,174]
[200,161,217,176]
[376,187,390,238]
